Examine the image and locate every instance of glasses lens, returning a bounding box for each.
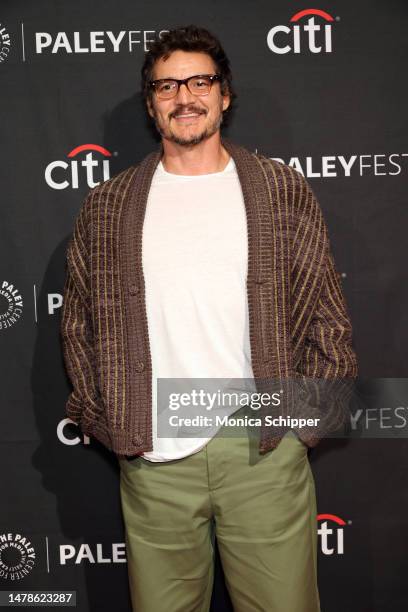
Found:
[155,80,178,99]
[188,76,212,95]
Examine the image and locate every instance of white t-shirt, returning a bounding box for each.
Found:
[141,156,254,462]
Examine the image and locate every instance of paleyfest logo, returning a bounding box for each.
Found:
[318,513,349,555]
[267,8,336,54]
[0,22,11,63]
[34,29,168,55]
[0,281,23,331]
[45,144,112,190]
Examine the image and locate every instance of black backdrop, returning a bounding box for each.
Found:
[1,1,408,610]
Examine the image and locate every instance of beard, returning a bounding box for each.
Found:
[152,101,224,147]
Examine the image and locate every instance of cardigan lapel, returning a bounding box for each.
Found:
[222,138,283,380]
[119,148,162,446]
[222,139,292,453]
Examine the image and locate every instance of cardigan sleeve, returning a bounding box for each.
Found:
[60,194,103,426]
[289,170,358,444]
[290,172,358,379]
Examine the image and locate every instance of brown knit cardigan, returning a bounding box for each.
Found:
[60,138,358,457]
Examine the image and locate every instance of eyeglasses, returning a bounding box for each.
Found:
[149,74,221,100]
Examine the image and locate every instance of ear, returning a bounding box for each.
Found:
[146,96,154,118]
[222,91,230,112]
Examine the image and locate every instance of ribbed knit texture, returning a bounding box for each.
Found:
[60,139,358,457]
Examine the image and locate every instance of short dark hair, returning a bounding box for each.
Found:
[141,25,237,125]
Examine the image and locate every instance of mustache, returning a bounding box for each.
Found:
[169,106,207,119]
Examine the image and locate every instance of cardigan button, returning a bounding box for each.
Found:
[135,360,145,372]
[129,283,139,295]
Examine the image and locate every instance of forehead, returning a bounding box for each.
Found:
[152,50,216,80]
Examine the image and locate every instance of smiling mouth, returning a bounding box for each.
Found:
[171,110,206,121]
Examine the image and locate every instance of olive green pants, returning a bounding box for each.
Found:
[118,421,320,612]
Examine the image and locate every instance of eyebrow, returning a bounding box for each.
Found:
[152,73,213,80]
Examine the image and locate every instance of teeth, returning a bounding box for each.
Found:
[175,113,199,118]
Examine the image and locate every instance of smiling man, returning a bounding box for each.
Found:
[61,24,357,612]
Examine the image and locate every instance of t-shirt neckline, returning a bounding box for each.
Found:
[157,156,235,178]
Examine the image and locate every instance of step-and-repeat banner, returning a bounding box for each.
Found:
[1,2,407,610]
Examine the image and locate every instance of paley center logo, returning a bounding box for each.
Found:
[45,144,112,190]
[0,22,11,63]
[267,8,336,54]
[0,533,36,580]
[0,281,23,331]
[317,513,349,555]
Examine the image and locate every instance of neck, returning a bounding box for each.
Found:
[160,132,230,175]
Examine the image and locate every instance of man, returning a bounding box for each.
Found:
[61,25,357,612]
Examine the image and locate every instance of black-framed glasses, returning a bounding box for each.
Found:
[149,74,221,100]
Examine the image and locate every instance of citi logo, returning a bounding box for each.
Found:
[45,144,112,190]
[267,9,336,54]
[317,513,348,555]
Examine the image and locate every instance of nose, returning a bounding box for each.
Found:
[175,82,196,104]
